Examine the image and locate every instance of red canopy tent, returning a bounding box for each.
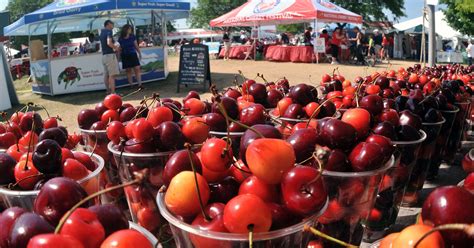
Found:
[210,0,362,27]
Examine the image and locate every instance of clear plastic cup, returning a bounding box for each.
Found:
[445,101,472,163]
[427,107,459,180]
[0,152,104,211]
[108,142,175,235]
[317,156,395,247]
[364,131,427,241]
[402,119,445,207]
[156,190,328,247]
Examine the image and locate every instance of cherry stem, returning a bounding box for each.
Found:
[185,144,212,222]
[24,117,36,170]
[122,87,143,99]
[248,224,254,248]
[34,104,50,118]
[305,96,339,128]
[217,103,264,138]
[354,78,368,107]
[89,130,99,158]
[257,73,268,84]
[414,223,474,248]
[54,176,144,234]
[7,173,44,189]
[304,225,359,248]
[238,70,247,81]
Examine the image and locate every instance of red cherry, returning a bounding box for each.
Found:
[223,194,272,233]
[18,131,39,149]
[106,121,126,144]
[276,97,293,116]
[408,73,419,84]
[10,112,24,124]
[341,108,371,139]
[238,175,278,203]
[147,106,173,128]
[365,84,381,95]
[132,118,154,142]
[348,142,385,172]
[103,94,122,110]
[100,230,152,248]
[165,171,210,217]
[27,234,85,248]
[59,208,105,248]
[43,117,59,129]
[304,102,320,118]
[184,98,206,115]
[318,199,344,224]
[0,132,17,149]
[14,160,40,190]
[182,117,210,144]
[101,110,119,123]
[137,207,160,231]
[380,109,400,127]
[7,145,28,161]
[73,152,96,171]
[190,203,229,247]
[200,138,233,172]
[63,159,89,181]
[368,208,382,222]
[321,74,331,83]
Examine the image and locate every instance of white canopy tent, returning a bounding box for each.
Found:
[393,11,461,39]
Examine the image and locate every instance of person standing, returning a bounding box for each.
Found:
[304,27,313,46]
[100,20,120,94]
[330,27,344,65]
[223,29,231,60]
[467,40,474,66]
[351,27,364,64]
[118,24,143,89]
[373,29,382,60]
[381,33,390,60]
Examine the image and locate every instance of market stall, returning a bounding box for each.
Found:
[218,45,254,60]
[210,0,362,63]
[3,0,190,96]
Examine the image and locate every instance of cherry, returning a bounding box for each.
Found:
[318,118,357,150]
[359,95,383,116]
[464,173,474,194]
[100,230,152,248]
[304,102,320,118]
[238,175,278,203]
[391,224,444,248]
[348,142,385,172]
[27,234,84,248]
[397,125,422,141]
[341,108,371,139]
[43,117,59,129]
[59,208,105,248]
[267,203,297,230]
[281,166,327,216]
[184,98,206,115]
[32,139,62,175]
[375,76,390,89]
[373,121,397,140]
[248,83,268,104]
[147,106,173,128]
[6,122,22,139]
[289,84,317,105]
[223,194,272,233]
[103,94,123,110]
[282,103,306,119]
[9,112,24,124]
[223,88,242,100]
[19,112,43,134]
[0,153,16,184]
[9,213,54,248]
[239,104,266,127]
[72,152,96,172]
[87,204,128,237]
[182,117,210,144]
[63,159,89,181]
[276,97,293,116]
[200,138,233,172]
[325,149,351,172]
[132,118,154,142]
[161,102,181,122]
[155,121,184,151]
[202,113,226,132]
[77,109,100,130]
[14,160,41,190]
[209,176,240,204]
[190,203,229,247]
[325,80,343,93]
[0,207,27,248]
[137,207,160,231]
[266,89,284,108]
[118,106,136,123]
[123,139,155,154]
[202,162,229,183]
[165,171,210,217]
[380,108,400,127]
[101,110,120,123]
[287,128,318,163]
[399,110,422,129]
[212,96,239,119]
[38,128,67,147]
[34,177,89,225]
[246,138,295,184]
[366,134,394,159]
[106,121,126,144]
[163,150,202,185]
[317,100,337,118]
[421,186,474,247]
[18,131,39,149]
[0,132,17,149]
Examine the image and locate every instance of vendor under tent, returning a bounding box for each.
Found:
[209,0,362,63]
[3,0,190,96]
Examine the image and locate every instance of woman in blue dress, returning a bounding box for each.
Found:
[118,24,143,89]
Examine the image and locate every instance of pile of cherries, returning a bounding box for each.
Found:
[0,177,153,248]
[0,110,91,192]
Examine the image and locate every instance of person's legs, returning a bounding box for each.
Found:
[102,56,111,94]
[133,66,142,87]
[126,68,133,86]
[331,44,339,64]
[108,75,115,94]
[106,54,119,94]
[468,57,473,66]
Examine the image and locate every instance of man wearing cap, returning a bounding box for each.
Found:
[100,20,120,94]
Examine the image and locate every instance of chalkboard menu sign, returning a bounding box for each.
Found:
[177,44,211,92]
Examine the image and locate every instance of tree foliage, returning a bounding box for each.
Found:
[331,0,405,22]
[189,0,247,29]
[439,0,474,36]
[276,23,309,34]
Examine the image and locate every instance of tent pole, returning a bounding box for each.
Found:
[47,21,52,60]
[316,18,319,64]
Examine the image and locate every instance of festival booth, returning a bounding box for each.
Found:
[0,43,19,110]
[210,0,362,63]
[3,0,190,96]
[393,11,466,63]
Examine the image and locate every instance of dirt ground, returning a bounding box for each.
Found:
[11,56,417,133]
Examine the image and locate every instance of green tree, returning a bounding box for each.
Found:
[439,0,474,36]
[276,23,308,34]
[189,0,247,29]
[331,0,406,22]
[7,0,70,50]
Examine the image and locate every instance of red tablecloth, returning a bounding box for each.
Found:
[219,45,254,60]
[265,46,315,63]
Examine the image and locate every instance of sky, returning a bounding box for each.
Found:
[0,0,444,28]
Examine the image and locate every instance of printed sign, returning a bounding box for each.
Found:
[203,42,221,54]
[178,44,211,92]
[30,60,52,94]
[313,38,326,53]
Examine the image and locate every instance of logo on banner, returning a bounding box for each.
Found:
[317,0,339,11]
[56,0,87,7]
[254,0,281,14]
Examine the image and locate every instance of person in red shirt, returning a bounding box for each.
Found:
[330,27,344,64]
[381,33,390,60]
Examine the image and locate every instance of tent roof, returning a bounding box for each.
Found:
[4,0,190,36]
[393,11,461,39]
[210,0,362,27]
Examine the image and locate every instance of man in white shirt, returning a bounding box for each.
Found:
[467,40,474,66]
